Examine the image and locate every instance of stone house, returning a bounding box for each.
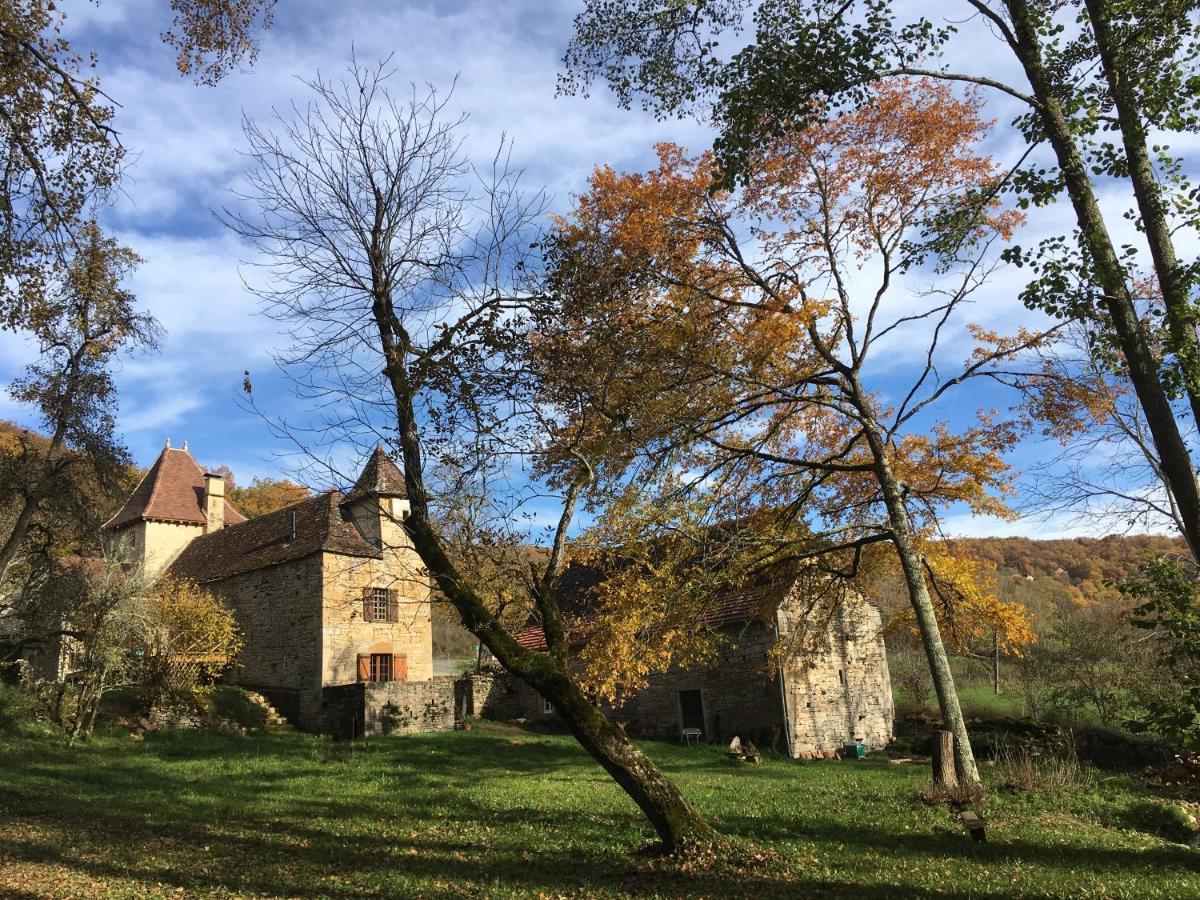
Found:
[466,568,894,757]
[102,441,451,735]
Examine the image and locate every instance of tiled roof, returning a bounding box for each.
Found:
[343,445,407,503]
[103,447,245,531]
[167,490,380,584]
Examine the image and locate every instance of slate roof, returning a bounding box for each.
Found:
[343,445,407,503]
[103,447,246,531]
[167,490,380,584]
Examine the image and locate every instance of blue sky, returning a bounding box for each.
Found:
[1,0,1187,539]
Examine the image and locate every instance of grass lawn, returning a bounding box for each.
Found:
[0,721,1196,898]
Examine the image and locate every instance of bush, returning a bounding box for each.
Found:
[0,683,40,734]
[1074,725,1173,772]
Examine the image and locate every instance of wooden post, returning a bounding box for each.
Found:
[933,729,958,788]
[993,629,1000,695]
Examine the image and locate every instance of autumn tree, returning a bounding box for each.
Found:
[563,0,1200,564]
[0,0,267,585]
[0,224,159,584]
[223,57,715,852]
[139,576,243,702]
[544,81,1050,785]
[1,0,272,321]
[227,476,310,519]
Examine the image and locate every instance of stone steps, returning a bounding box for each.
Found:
[241,691,294,730]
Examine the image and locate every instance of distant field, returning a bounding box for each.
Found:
[0,721,1196,898]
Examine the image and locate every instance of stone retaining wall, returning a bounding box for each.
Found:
[321,677,456,738]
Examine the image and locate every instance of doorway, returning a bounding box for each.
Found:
[678,689,705,733]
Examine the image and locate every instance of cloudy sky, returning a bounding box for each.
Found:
[3,0,1185,539]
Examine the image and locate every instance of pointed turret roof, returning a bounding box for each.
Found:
[342,445,407,503]
[104,444,246,531]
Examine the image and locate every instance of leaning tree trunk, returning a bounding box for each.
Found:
[1004,0,1200,565]
[372,302,714,853]
[857,401,981,786]
[1085,0,1200,432]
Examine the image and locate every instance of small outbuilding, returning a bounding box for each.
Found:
[464,565,894,757]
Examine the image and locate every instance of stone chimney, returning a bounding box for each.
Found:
[203,472,225,533]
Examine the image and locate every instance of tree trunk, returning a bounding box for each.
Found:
[993,630,1000,695]
[1004,0,1200,564]
[855,394,981,786]
[1084,0,1200,430]
[372,303,714,853]
[933,729,958,788]
[0,495,41,582]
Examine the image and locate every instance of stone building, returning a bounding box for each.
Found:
[102,442,450,735]
[466,569,894,757]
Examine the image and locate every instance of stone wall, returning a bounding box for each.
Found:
[461,672,547,722]
[779,592,893,754]
[206,554,326,730]
[610,621,786,747]
[470,596,894,757]
[321,545,432,688]
[322,677,455,737]
[468,622,787,749]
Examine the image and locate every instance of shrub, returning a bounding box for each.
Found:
[0,683,40,734]
[1074,725,1173,772]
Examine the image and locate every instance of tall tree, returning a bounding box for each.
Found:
[543,81,1052,785]
[0,224,159,582]
[0,0,122,323]
[562,0,1200,562]
[1,0,274,321]
[222,58,714,852]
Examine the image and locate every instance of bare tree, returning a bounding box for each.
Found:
[1022,320,1193,539]
[221,56,714,853]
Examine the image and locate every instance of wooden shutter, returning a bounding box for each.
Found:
[392,653,407,682]
[356,654,370,682]
[361,587,373,622]
[387,588,399,623]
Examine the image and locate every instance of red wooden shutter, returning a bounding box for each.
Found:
[356,654,370,682]
[361,587,373,622]
[387,588,399,622]
[392,654,407,682]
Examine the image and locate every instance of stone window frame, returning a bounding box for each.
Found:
[542,696,553,715]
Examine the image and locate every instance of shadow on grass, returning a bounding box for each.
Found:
[0,727,1193,898]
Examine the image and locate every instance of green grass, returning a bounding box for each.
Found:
[0,721,1196,898]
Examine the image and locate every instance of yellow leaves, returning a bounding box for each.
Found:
[148,577,243,667]
[888,418,1018,521]
[228,477,310,519]
[914,542,1036,655]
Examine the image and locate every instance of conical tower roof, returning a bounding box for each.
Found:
[104,443,246,530]
[342,445,407,503]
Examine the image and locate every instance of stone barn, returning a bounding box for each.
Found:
[465,567,894,757]
[103,442,451,736]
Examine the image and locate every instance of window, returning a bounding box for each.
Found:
[369,653,393,683]
[363,587,397,622]
[542,697,554,715]
[357,652,407,683]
